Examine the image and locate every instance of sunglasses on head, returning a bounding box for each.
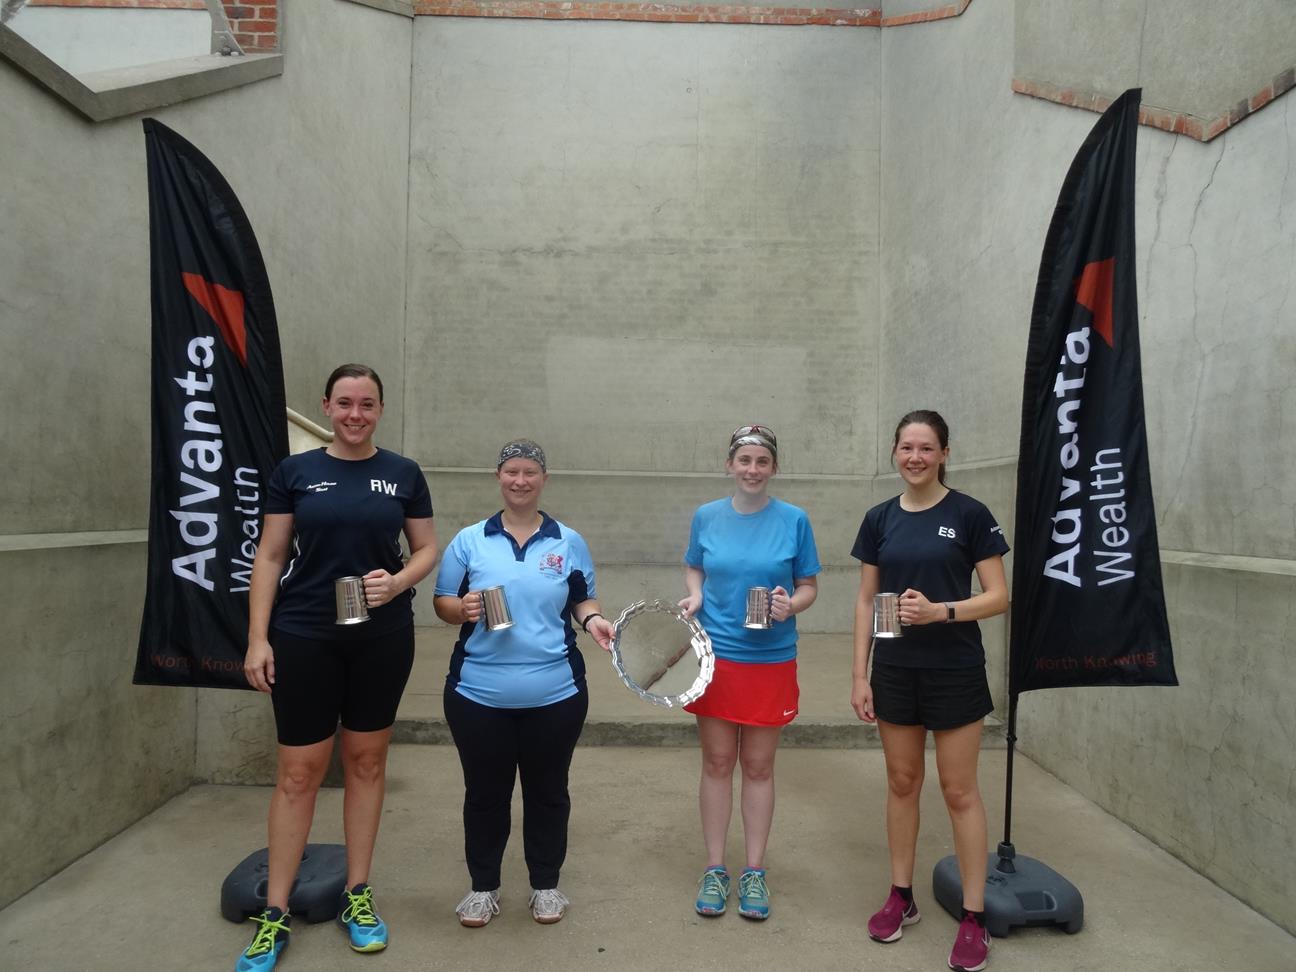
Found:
[731,425,777,447]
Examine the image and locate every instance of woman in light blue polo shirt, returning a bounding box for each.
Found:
[433,439,614,929]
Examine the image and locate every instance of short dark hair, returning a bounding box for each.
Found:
[892,409,950,485]
[324,363,384,404]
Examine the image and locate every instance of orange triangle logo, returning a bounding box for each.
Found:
[1074,258,1115,348]
[182,272,247,366]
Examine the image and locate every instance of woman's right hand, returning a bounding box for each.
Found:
[678,593,702,618]
[461,591,484,624]
[851,677,876,723]
[244,638,275,693]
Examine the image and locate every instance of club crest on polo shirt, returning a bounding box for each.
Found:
[539,553,564,575]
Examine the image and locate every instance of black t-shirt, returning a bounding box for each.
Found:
[850,490,1009,669]
[266,447,433,639]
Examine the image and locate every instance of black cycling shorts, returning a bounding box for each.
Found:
[268,624,415,746]
[870,660,993,731]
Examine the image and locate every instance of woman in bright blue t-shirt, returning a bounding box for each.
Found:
[679,424,821,922]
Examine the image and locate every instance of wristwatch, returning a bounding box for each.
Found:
[945,602,956,623]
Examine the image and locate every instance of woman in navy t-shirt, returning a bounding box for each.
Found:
[238,364,438,970]
[850,410,1008,972]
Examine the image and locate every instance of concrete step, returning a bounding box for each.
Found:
[397,627,1006,748]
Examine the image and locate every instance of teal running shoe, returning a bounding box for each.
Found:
[236,907,290,971]
[694,866,731,916]
[737,868,770,920]
[338,883,388,953]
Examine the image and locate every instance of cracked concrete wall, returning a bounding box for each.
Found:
[405,19,882,627]
[882,0,1296,934]
[0,0,414,906]
[1016,562,1296,935]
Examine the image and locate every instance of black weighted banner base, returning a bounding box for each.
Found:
[220,843,348,924]
[932,843,1083,937]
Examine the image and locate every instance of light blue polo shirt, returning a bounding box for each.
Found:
[684,497,821,663]
[435,511,594,708]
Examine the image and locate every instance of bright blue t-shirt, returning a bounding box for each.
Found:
[684,497,821,663]
[435,511,594,708]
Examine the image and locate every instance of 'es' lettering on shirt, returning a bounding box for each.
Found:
[851,490,1009,670]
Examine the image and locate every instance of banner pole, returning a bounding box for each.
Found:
[998,692,1019,872]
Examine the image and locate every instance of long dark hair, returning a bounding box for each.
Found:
[892,409,949,485]
[324,363,384,404]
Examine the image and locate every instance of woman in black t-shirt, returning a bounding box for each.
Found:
[850,410,1008,972]
[237,364,438,970]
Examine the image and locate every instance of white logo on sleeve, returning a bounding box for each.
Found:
[938,525,957,539]
[370,479,398,495]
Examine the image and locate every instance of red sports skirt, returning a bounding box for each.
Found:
[684,658,799,727]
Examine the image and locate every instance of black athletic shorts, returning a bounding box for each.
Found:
[269,624,416,746]
[870,660,993,731]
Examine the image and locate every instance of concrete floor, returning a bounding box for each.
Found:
[3,744,1293,971]
[5,629,1292,968]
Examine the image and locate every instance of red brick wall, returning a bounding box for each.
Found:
[220,0,277,49]
[411,1,881,27]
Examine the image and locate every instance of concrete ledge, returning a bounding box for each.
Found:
[0,530,147,552]
[394,712,1006,748]
[0,26,282,121]
[1012,71,1296,143]
[1159,548,1296,577]
[344,0,415,16]
[399,627,1007,751]
[880,0,970,28]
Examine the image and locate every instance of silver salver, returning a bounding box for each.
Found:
[610,599,715,708]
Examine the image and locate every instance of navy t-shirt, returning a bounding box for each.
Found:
[266,447,433,639]
[850,490,1009,669]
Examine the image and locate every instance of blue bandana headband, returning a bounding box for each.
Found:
[497,439,547,471]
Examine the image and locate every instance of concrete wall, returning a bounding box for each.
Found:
[882,0,1296,934]
[1015,0,1296,120]
[0,0,414,906]
[7,8,211,75]
[406,19,882,647]
[1016,561,1296,933]
[4,0,1292,935]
